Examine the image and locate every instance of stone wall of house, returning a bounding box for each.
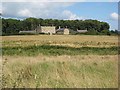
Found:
[64,28,69,35]
[41,26,56,34]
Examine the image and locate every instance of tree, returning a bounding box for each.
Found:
[2,17,111,35]
[100,22,110,32]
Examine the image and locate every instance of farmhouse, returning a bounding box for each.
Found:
[19,25,56,35]
[35,24,56,34]
[19,25,70,35]
[40,26,56,34]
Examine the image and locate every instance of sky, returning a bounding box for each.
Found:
[1,0,120,30]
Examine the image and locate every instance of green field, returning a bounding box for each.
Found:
[2,35,118,88]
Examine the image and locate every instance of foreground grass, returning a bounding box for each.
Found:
[2,55,118,88]
[2,35,118,88]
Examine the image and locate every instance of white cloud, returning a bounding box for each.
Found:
[62,10,83,20]
[2,0,85,2]
[0,2,2,14]
[2,0,119,2]
[109,0,119,2]
[0,9,1,12]
[18,9,34,17]
[2,2,84,20]
[0,8,2,14]
[110,12,120,20]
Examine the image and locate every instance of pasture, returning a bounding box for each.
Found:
[1,35,119,88]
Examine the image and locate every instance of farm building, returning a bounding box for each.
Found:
[56,26,70,35]
[19,29,38,34]
[19,31,36,34]
[19,25,40,34]
[77,29,88,33]
[64,28,69,35]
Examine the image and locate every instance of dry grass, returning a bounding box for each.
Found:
[2,55,118,88]
[2,55,118,64]
[2,35,118,42]
[1,35,118,88]
[2,35,118,48]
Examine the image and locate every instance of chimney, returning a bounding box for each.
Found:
[59,26,61,29]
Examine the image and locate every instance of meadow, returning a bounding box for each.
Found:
[1,35,119,88]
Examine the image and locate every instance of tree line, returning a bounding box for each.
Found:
[2,17,118,35]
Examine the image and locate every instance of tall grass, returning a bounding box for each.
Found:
[2,56,118,88]
[2,35,118,88]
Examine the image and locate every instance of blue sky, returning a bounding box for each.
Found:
[2,2,119,30]
[67,2,117,19]
[65,2,118,30]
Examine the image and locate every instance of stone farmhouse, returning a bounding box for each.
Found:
[19,24,56,35]
[19,25,69,35]
[41,26,56,34]
[19,25,88,35]
[34,24,56,35]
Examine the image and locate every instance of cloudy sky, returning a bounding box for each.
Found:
[1,0,119,30]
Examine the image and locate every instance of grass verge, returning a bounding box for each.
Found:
[2,45,119,56]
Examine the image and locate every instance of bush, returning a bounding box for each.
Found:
[101,30,111,35]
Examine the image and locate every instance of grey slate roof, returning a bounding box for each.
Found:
[77,30,88,33]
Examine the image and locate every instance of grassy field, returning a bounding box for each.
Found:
[1,35,119,88]
[2,35,118,48]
